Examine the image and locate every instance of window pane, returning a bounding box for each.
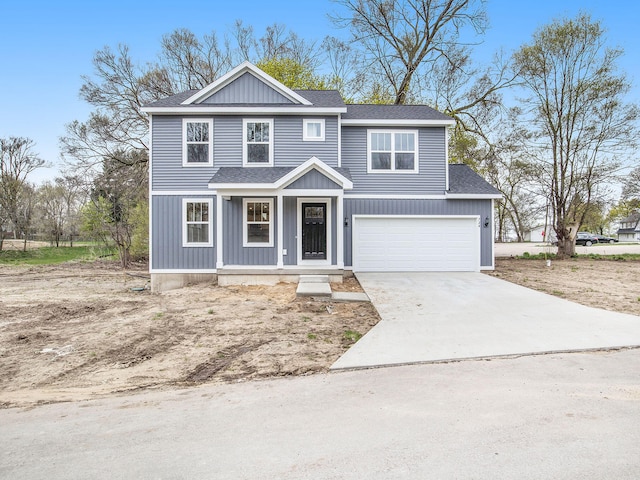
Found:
[187,144,209,163]
[371,132,390,151]
[306,122,321,138]
[247,224,270,243]
[395,153,415,170]
[248,144,269,163]
[246,202,256,222]
[371,152,391,169]
[187,224,208,244]
[201,203,208,222]
[261,202,269,221]
[187,122,208,142]
[247,122,269,142]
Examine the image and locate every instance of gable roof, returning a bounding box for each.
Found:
[141,62,347,115]
[208,157,353,191]
[447,164,501,198]
[182,61,312,106]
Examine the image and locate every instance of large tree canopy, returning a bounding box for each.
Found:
[513,13,639,257]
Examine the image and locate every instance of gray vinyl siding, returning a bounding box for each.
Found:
[343,198,493,268]
[283,197,297,265]
[341,126,447,194]
[274,117,339,167]
[151,115,339,191]
[223,197,277,266]
[286,169,341,190]
[202,72,294,104]
[151,195,216,270]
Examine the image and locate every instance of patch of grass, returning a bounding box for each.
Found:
[551,290,564,297]
[0,245,116,265]
[207,309,214,314]
[343,330,363,343]
[307,333,317,340]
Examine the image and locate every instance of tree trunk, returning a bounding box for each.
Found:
[556,237,576,258]
[22,236,27,252]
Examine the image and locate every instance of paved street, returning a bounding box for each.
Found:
[2,349,639,479]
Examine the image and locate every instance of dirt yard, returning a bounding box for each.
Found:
[2,257,639,409]
[0,262,379,409]
[488,257,640,317]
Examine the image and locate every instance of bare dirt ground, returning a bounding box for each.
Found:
[3,257,639,409]
[487,258,640,317]
[0,262,379,409]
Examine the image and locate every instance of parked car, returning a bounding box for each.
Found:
[575,232,599,246]
[592,234,618,244]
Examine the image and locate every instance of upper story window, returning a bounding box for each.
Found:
[183,198,213,247]
[183,119,213,166]
[367,130,419,173]
[243,119,273,166]
[303,119,325,141]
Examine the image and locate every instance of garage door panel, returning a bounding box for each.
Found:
[353,217,479,272]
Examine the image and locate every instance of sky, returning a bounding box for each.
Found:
[1,0,639,184]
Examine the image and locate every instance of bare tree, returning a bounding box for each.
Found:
[0,137,45,250]
[513,13,639,258]
[331,0,487,103]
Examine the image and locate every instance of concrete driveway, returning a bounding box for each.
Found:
[331,272,640,369]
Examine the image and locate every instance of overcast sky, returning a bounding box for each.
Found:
[1,0,638,183]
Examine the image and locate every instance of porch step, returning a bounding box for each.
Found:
[296,282,332,297]
[298,275,330,283]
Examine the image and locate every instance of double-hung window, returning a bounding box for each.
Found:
[243,119,273,166]
[303,119,325,141]
[183,199,213,247]
[368,130,419,173]
[243,199,273,247]
[183,119,213,166]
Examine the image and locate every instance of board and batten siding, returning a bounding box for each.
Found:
[202,72,294,104]
[151,116,340,191]
[285,169,342,190]
[343,198,493,268]
[340,126,447,194]
[223,197,277,266]
[151,195,216,270]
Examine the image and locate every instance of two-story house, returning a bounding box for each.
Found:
[142,62,501,291]
[617,212,640,242]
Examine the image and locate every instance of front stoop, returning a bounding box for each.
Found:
[296,275,370,302]
[296,275,332,297]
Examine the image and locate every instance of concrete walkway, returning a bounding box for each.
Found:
[332,272,640,369]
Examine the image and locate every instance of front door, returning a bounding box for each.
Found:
[302,203,327,260]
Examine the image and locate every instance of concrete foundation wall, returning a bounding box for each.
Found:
[151,273,217,293]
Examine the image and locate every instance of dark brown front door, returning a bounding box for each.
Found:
[302,203,327,260]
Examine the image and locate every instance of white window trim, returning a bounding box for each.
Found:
[367,129,419,173]
[243,198,274,247]
[182,198,214,247]
[243,118,274,167]
[303,118,325,142]
[182,118,213,167]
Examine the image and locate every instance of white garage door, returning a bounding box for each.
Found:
[353,216,480,272]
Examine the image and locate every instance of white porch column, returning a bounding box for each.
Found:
[216,193,223,269]
[277,192,284,268]
[336,193,344,269]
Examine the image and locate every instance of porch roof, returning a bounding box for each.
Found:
[208,157,353,191]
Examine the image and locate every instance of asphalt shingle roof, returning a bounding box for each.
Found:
[343,104,452,121]
[209,167,352,185]
[144,89,345,109]
[448,164,501,196]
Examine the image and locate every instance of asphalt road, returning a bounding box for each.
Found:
[2,349,639,479]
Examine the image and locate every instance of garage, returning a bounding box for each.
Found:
[352,216,480,272]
